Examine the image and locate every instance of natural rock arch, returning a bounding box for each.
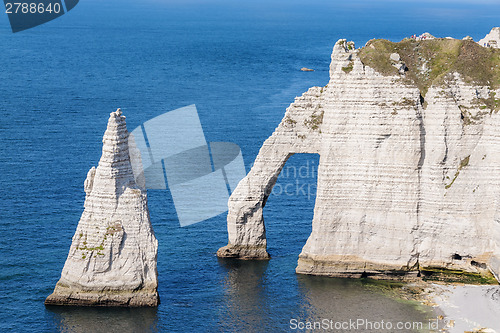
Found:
[217,85,324,259]
[218,39,500,282]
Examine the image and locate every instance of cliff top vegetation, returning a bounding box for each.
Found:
[358,38,500,96]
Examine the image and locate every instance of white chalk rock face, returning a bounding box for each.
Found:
[479,27,500,48]
[46,109,159,307]
[218,39,500,283]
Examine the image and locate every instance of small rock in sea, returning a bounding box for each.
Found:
[301,67,314,72]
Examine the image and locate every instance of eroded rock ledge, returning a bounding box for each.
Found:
[46,109,159,307]
[218,33,500,283]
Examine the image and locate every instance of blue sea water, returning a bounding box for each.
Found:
[0,0,499,331]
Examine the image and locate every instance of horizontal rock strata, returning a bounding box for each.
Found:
[46,109,159,306]
[218,35,500,283]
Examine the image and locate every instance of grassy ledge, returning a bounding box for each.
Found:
[444,155,470,189]
[342,60,354,73]
[358,38,500,97]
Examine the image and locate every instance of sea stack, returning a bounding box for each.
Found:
[218,35,500,283]
[45,109,159,307]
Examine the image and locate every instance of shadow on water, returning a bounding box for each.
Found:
[45,305,158,333]
[216,258,281,332]
[295,275,435,332]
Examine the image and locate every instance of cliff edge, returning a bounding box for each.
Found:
[45,109,159,307]
[218,34,500,283]
[478,27,500,48]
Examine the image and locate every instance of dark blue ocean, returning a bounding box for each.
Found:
[1,0,499,331]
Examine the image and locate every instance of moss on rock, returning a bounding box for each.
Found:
[358,38,500,96]
[420,267,498,285]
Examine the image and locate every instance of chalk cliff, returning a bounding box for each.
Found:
[479,27,500,48]
[45,109,159,307]
[218,36,500,282]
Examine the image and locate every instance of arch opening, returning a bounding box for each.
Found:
[217,150,320,260]
[263,153,319,258]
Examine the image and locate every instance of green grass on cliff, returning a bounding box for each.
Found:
[358,38,500,96]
